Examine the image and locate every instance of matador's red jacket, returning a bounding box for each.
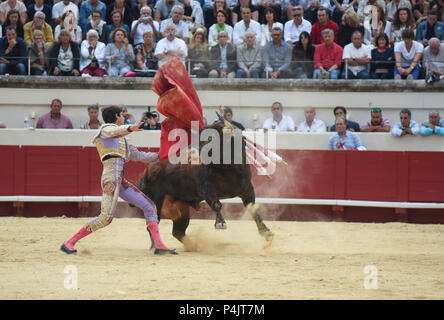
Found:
[151,58,205,161]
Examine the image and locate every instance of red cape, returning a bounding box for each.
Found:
[152,58,205,161]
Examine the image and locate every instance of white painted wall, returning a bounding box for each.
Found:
[1,87,444,130]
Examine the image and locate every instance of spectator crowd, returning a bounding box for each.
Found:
[0,0,443,79]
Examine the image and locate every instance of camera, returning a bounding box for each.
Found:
[144,107,155,120]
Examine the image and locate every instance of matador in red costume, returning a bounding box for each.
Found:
[152,57,205,161]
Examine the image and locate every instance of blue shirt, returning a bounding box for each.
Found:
[79,1,107,28]
[420,119,444,136]
[328,131,362,150]
[262,40,292,72]
[391,120,420,136]
[0,36,27,65]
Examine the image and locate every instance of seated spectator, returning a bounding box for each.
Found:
[233,6,261,47]
[412,0,435,26]
[52,1,80,27]
[80,29,107,77]
[0,25,27,75]
[342,30,371,79]
[24,11,54,47]
[134,30,158,76]
[120,105,135,124]
[262,27,292,79]
[54,11,83,45]
[370,33,395,79]
[385,0,411,23]
[105,27,135,76]
[291,31,315,79]
[130,0,150,22]
[310,7,339,46]
[416,10,444,46]
[423,37,444,82]
[262,101,295,132]
[141,109,161,130]
[208,30,237,78]
[328,116,363,150]
[80,104,103,129]
[36,98,74,129]
[105,0,132,27]
[106,9,131,44]
[361,107,391,132]
[420,110,444,136]
[27,29,50,75]
[236,30,262,78]
[390,8,416,46]
[182,0,205,32]
[85,10,107,44]
[256,0,282,25]
[331,0,358,26]
[394,28,423,80]
[223,106,245,130]
[284,5,312,46]
[337,9,364,48]
[296,106,327,132]
[357,0,386,24]
[208,9,233,47]
[260,7,283,47]
[131,6,160,46]
[79,0,107,30]
[159,5,189,44]
[204,0,232,30]
[313,28,343,79]
[154,0,182,23]
[27,0,52,27]
[363,4,392,46]
[304,1,332,25]
[188,27,210,78]
[231,0,259,26]
[330,106,360,132]
[0,0,28,25]
[3,9,24,40]
[154,23,187,68]
[48,29,80,76]
[391,108,419,136]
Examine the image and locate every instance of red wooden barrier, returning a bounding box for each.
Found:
[1,146,443,223]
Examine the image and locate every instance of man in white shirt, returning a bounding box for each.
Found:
[342,30,371,79]
[283,5,312,45]
[160,5,190,44]
[262,101,295,132]
[233,6,261,47]
[391,108,419,137]
[52,0,80,26]
[297,107,326,132]
[154,23,187,68]
[131,6,160,45]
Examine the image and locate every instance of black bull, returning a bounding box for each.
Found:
[137,121,274,247]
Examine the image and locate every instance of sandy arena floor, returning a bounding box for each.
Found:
[0,215,444,300]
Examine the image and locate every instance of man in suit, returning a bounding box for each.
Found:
[208,30,237,78]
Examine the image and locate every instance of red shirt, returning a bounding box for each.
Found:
[313,42,343,69]
[310,20,339,45]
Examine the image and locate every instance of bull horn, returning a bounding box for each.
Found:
[215,111,234,130]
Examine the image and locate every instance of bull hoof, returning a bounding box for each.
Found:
[215,222,227,229]
[261,230,274,242]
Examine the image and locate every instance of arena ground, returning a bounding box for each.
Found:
[0,215,443,300]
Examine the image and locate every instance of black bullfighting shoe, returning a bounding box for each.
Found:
[60,243,77,254]
[154,248,178,255]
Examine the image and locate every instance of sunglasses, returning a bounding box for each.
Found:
[293,14,302,17]
[371,108,381,113]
